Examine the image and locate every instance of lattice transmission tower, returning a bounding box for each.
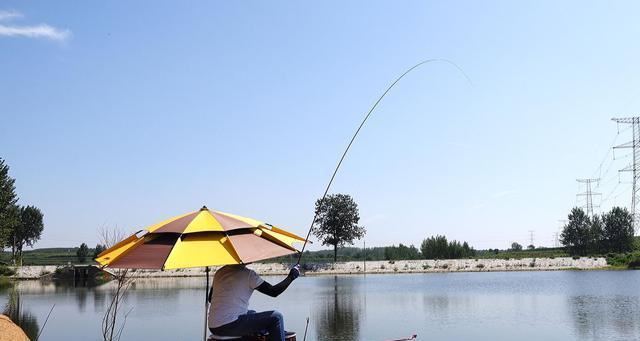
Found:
[576,178,601,216]
[612,116,640,232]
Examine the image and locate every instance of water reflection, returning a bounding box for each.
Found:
[1,272,640,340]
[94,287,107,313]
[569,295,640,340]
[3,285,40,340]
[313,276,362,341]
[77,288,88,312]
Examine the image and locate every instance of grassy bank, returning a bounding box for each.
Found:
[0,248,95,266]
[606,251,640,269]
[0,264,16,287]
[476,247,569,260]
[3,237,638,267]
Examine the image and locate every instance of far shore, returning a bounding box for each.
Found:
[11,257,609,280]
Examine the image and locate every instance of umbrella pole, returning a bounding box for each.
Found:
[204,266,210,341]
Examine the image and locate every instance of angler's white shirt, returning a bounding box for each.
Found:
[208,265,265,329]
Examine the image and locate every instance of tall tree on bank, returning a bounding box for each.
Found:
[10,205,44,264]
[510,242,523,251]
[77,243,89,262]
[602,207,634,252]
[312,194,365,262]
[561,207,592,256]
[589,214,605,254]
[421,235,475,259]
[0,158,19,249]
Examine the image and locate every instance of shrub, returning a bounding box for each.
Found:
[0,265,16,277]
[0,276,12,289]
[628,256,640,269]
[476,264,484,269]
[440,264,449,269]
[422,264,431,270]
[605,252,640,267]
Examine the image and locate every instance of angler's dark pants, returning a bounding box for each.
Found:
[210,310,285,341]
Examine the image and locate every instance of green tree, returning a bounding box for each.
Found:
[313,194,365,262]
[421,235,475,259]
[561,207,591,256]
[0,158,19,249]
[76,243,89,263]
[421,235,448,259]
[93,244,107,259]
[384,244,420,260]
[462,242,473,257]
[10,205,44,264]
[602,207,634,253]
[510,242,523,251]
[589,214,605,254]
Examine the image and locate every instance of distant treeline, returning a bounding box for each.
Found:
[274,235,477,263]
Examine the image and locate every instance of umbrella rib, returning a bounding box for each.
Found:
[259,229,300,252]
[224,231,246,264]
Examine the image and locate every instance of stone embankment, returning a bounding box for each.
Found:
[12,257,607,279]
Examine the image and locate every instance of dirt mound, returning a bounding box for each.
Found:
[0,314,30,341]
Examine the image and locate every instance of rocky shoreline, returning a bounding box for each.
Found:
[11,257,608,279]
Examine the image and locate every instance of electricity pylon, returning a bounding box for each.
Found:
[612,116,640,232]
[576,178,601,216]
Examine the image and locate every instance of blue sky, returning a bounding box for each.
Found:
[1,1,640,250]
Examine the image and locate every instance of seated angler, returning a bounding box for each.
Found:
[208,263,300,341]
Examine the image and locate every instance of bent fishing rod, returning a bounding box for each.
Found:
[296,59,471,265]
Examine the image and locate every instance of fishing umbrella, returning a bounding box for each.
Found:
[95,206,308,340]
[95,206,306,269]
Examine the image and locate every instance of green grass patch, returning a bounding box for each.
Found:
[477,247,568,260]
[606,251,640,269]
[0,247,99,266]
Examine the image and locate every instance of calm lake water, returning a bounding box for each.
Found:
[1,270,640,341]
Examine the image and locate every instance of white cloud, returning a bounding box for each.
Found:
[0,23,70,41]
[0,10,22,21]
[0,9,70,41]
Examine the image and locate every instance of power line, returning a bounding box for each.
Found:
[593,125,632,180]
[601,180,622,205]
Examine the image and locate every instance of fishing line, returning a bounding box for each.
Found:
[35,303,55,341]
[297,59,472,264]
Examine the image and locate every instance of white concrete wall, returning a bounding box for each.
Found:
[11,257,608,279]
